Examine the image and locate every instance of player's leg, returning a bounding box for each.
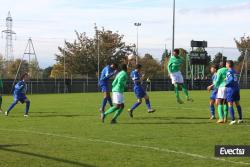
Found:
[24,98,30,117]
[235,101,243,123]
[216,99,224,123]
[223,101,228,123]
[5,99,18,116]
[0,94,2,112]
[111,103,125,124]
[228,101,236,125]
[174,83,183,104]
[106,92,113,107]
[181,83,193,101]
[100,86,109,113]
[128,98,142,118]
[144,94,155,113]
[209,99,216,120]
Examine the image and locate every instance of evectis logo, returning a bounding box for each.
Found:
[215,146,250,157]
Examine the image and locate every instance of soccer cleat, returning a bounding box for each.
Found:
[110,119,117,124]
[177,98,184,104]
[101,113,105,123]
[223,118,228,123]
[99,108,104,113]
[209,116,216,120]
[24,114,29,117]
[187,97,194,102]
[0,108,2,113]
[148,109,156,113]
[216,120,224,124]
[127,109,133,118]
[5,111,8,116]
[229,120,236,125]
[238,120,243,124]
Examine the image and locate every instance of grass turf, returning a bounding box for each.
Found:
[0,90,250,167]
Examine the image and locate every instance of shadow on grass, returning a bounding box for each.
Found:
[121,121,213,125]
[31,114,95,118]
[0,144,96,167]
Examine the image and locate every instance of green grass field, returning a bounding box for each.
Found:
[0,90,250,167]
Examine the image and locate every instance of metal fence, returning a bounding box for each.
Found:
[2,78,250,95]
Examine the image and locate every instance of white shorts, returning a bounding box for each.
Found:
[170,71,184,84]
[217,87,227,99]
[112,92,124,104]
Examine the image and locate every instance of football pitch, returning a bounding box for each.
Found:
[0,90,250,167]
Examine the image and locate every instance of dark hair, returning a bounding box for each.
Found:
[219,61,226,68]
[110,63,118,69]
[211,64,219,71]
[135,64,142,69]
[173,49,180,55]
[20,73,28,80]
[226,60,234,68]
[120,64,127,72]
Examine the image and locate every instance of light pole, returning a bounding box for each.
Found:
[134,22,141,64]
[172,0,176,53]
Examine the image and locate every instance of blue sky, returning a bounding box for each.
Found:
[0,0,249,68]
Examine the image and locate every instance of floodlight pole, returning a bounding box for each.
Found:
[134,22,141,64]
[95,23,100,84]
[172,0,176,53]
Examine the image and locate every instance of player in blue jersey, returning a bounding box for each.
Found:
[127,64,155,118]
[5,73,30,117]
[207,65,219,120]
[225,60,243,125]
[99,63,118,113]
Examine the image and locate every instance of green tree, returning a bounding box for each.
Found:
[43,66,53,79]
[7,59,29,79]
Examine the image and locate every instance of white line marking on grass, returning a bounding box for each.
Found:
[0,128,249,166]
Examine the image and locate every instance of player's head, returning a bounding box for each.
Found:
[20,73,29,81]
[110,63,118,70]
[210,64,219,74]
[135,64,142,72]
[219,61,226,68]
[120,64,128,72]
[173,49,180,57]
[226,60,234,69]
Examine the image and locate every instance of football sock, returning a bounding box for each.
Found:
[182,84,189,98]
[101,97,108,111]
[236,105,242,120]
[104,106,118,116]
[113,108,124,120]
[174,84,180,100]
[25,101,30,115]
[145,99,151,110]
[223,104,228,120]
[229,106,235,121]
[0,96,2,108]
[7,100,18,114]
[217,104,224,120]
[210,105,215,117]
[131,102,141,111]
[107,96,113,107]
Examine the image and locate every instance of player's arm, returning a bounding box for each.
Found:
[225,72,233,87]
[214,70,221,89]
[207,84,214,92]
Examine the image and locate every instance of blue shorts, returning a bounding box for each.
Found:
[14,95,28,104]
[226,88,240,102]
[134,86,146,99]
[100,84,109,92]
[210,89,218,100]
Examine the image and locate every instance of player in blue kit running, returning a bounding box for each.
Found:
[207,65,219,120]
[99,63,118,113]
[127,64,155,118]
[5,73,30,117]
[225,60,243,125]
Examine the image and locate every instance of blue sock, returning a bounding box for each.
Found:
[145,99,151,110]
[131,102,141,111]
[229,106,235,121]
[209,105,215,117]
[107,96,113,107]
[25,101,30,115]
[101,98,108,111]
[7,100,18,114]
[236,105,242,120]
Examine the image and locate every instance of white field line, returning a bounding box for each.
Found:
[0,128,249,166]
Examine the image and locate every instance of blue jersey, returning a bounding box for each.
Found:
[14,80,27,99]
[226,69,239,90]
[130,70,142,87]
[212,73,217,90]
[99,65,116,86]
